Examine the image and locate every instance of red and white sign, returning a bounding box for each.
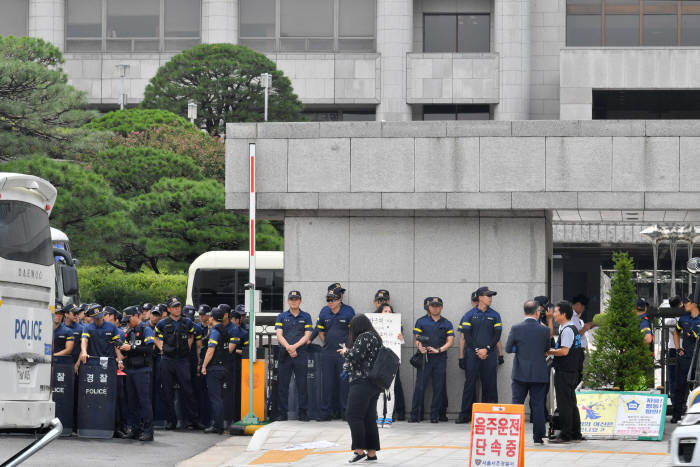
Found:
[469,403,525,467]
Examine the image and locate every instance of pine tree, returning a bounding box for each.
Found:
[583,252,653,390]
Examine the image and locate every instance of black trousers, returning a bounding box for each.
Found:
[347,380,381,451]
[553,369,581,440]
[674,356,693,419]
[512,380,546,442]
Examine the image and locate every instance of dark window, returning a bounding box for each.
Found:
[0,201,53,266]
[593,90,700,119]
[66,0,201,52]
[0,0,27,37]
[567,0,700,46]
[421,104,490,121]
[191,268,283,313]
[303,109,376,121]
[424,14,490,53]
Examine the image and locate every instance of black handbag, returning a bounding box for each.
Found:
[409,350,424,369]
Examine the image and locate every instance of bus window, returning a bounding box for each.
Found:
[0,201,53,266]
[192,268,283,313]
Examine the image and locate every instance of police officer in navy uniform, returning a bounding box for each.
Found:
[141,303,153,323]
[672,295,700,423]
[276,290,313,421]
[155,297,204,430]
[200,307,230,433]
[315,284,355,421]
[217,303,240,426]
[53,304,75,358]
[121,306,155,441]
[195,304,212,427]
[80,304,125,362]
[230,305,247,424]
[456,287,502,424]
[409,297,455,423]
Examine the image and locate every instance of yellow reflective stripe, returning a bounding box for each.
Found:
[317,325,325,329]
[66,336,74,340]
[677,323,683,331]
[640,328,649,333]
[111,335,120,340]
[464,322,472,326]
[144,336,155,342]
[446,330,454,334]
[156,333,164,338]
[494,323,502,327]
[275,322,283,326]
[189,327,194,333]
[209,339,218,345]
[413,328,422,333]
[243,341,249,345]
[305,325,312,328]
[82,333,90,338]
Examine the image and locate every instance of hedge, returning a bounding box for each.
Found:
[78,266,187,310]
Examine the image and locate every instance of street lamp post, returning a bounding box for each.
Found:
[261,73,271,122]
[187,100,197,125]
[116,64,130,110]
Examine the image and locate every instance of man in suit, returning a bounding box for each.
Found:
[506,300,552,444]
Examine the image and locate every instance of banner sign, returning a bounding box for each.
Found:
[469,403,525,467]
[367,313,402,362]
[577,390,667,440]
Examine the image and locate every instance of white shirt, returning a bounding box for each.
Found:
[570,312,588,349]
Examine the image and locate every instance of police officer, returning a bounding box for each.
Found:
[637,298,653,347]
[316,284,355,421]
[154,297,204,430]
[276,290,313,421]
[409,297,454,423]
[121,306,155,441]
[201,307,231,434]
[230,304,248,424]
[148,304,166,427]
[372,289,406,421]
[216,303,240,426]
[456,287,502,424]
[195,304,211,428]
[672,295,700,423]
[80,304,125,362]
[141,303,153,323]
[53,304,75,358]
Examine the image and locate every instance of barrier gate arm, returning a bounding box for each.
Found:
[1,418,63,467]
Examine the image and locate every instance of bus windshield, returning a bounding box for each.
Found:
[192,268,283,313]
[0,200,53,266]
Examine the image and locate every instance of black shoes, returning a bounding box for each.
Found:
[455,416,469,424]
[204,426,223,434]
[548,437,570,444]
[164,422,176,430]
[366,455,378,462]
[186,422,206,430]
[533,438,544,445]
[671,416,680,424]
[138,431,154,442]
[430,419,438,423]
[407,417,420,423]
[347,453,367,463]
[114,429,128,439]
[439,415,449,422]
[317,416,332,422]
[277,415,288,421]
[125,429,140,440]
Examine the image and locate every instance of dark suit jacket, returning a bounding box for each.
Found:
[505,317,551,383]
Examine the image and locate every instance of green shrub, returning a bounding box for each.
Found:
[78,266,187,310]
[84,108,191,136]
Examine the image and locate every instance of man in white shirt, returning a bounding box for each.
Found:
[569,295,595,383]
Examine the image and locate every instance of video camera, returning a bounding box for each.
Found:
[416,335,431,346]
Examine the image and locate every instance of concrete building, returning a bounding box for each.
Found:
[8,0,700,411]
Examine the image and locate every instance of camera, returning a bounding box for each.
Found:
[416,335,431,346]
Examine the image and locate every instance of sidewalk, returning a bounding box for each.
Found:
[180,419,674,467]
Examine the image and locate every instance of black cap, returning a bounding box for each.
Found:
[683,295,694,305]
[211,306,225,321]
[183,305,195,315]
[636,297,648,310]
[326,289,341,301]
[534,296,549,308]
[218,304,231,315]
[142,303,154,311]
[328,282,346,293]
[123,306,140,317]
[198,304,211,315]
[55,302,64,313]
[166,297,181,308]
[375,290,390,302]
[470,290,478,303]
[151,305,164,316]
[427,296,443,306]
[476,287,497,297]
[76,303,88,314]
[103,306,118,316]
[86,304,104,318]
[65,303,79,314]
[288,290,302,300]
[55,305,67,315]
[233,304,246,318]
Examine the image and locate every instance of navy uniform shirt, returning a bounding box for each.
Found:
[639,313,652,338]
[66,321,83,362]
[276,310,313,349]
[315,304,355,351]
[155,317,195,340]
[459,306,503,351]
[53,323,74,354]
[677,313,700,357]
[82,321,123,359]
[413,315,454,358]
[226,322,240,348]
[237,323,250,354]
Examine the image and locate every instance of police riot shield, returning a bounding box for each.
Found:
[306,344,322,420]
[51,356,75,436]
[77,356,117,438]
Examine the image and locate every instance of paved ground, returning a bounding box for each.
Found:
[184,419,675,467]
[0,429,232,466]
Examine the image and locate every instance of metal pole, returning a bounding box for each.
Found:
[263,73,270,122]
[119,74,125,110]
[653,240,659,307]
[670,238,678,297]
[690,242,695,297]
[242,143,259,425]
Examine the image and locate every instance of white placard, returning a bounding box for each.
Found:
[367,313,402,362]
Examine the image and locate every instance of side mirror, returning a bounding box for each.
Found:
[60,264,79,296]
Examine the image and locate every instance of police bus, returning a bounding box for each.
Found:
[0,173,62,463]
[186,250,283,325]
[51,227,80,307]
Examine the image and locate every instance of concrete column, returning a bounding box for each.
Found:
[376,0,413,121]
[494,0,531,121]
[28,0,64,50]
[202,0,237,44]
[283,213,551,414]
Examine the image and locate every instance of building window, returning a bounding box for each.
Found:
[303,108,376,121]
[593,90,700,119]
[239,0,376,53]
[420,105,490,121]
[424,14,490,53]
[567,0,700,46]
[0,0,27,37]
[66,0,201,53]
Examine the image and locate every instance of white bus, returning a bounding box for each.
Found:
[0,173,62,462]
[186,251,284,322]
[51,227,80,307]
